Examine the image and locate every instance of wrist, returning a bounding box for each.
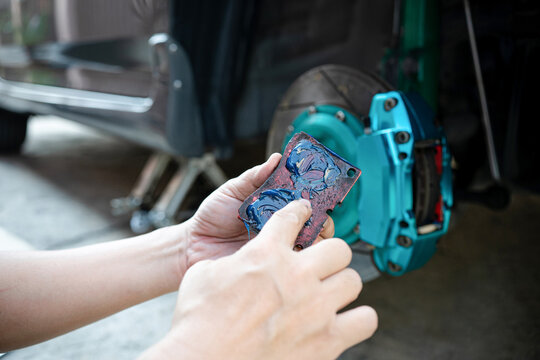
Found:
[148,222,190,292]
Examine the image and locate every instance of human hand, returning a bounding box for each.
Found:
[142,200,377,360]
[183,153,335,268]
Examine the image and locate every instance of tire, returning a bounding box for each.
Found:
[0,108,29,153]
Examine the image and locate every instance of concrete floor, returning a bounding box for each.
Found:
[1,116,539,359]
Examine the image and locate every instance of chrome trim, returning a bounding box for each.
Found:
[0,78,153,113]
[148,33,169,47]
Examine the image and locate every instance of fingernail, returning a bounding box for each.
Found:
[298,198,311,209]
[267,153,280,162]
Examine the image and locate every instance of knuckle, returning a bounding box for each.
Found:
[344,268,363,296]
[327,238,352,263]
[338,239,353,263]
[293,262,312,279]
[365,306,379,334]
[244,242,271,264]
[273,210,302,227]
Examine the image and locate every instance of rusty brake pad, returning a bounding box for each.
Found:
[238,132,361,249]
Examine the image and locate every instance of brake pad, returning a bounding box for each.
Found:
[238,132,361,249]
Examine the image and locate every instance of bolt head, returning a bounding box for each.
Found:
[384,97,398,111]
[335,110,346,122]
[395,131,411,144]
[308,105,317,115]
[397,235,412,247]
[286,125,295,134]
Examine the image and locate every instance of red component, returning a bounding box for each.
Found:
[434,195,444,223]
[434,144,443,175]
[432,144,444,223]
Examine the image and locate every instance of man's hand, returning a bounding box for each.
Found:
[182,153,335,268]
[142,200,377,360]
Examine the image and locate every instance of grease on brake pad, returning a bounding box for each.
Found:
[238,132,361,249]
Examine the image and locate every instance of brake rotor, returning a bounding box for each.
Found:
[267,65,392,155]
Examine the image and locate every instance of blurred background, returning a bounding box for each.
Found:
[0,0,539,358]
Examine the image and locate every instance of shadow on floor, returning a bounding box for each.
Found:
[341,191,540,359]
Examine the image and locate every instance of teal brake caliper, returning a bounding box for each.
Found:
[282,91,453,276]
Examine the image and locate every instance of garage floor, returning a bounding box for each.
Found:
[1,117,538,359]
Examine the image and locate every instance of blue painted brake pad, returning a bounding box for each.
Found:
[238,132,361,250]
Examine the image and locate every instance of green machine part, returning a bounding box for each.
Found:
[382,0,439,109]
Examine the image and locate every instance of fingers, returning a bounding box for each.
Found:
[319,216,335,239]
[321,268,362,310]
[334,306,378,349]
[222,153,282,200]
[299,238,352,279]
[258,199,312,248]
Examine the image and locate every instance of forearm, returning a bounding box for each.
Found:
[0,223,188,351]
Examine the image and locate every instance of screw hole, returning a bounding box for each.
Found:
[399,221,409,228]
[398,152,407,160]
[347,168,356,177]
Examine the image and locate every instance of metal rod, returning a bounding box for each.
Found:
[463,0,501,181]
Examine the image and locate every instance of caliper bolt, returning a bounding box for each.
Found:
[388,261,402,272]
[396,235,412,247]
[395,131,410,144]
[384,97,398,111]
[335,110,346,122]
[308,105,317,115]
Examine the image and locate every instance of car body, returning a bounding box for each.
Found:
[0,0,393,157]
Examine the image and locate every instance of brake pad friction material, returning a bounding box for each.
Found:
[238,132,361,249]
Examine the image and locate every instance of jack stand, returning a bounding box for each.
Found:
[149,153,227,228]
[110,153,171,216]
[112,152,228,233]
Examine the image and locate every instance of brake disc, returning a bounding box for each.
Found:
[267,65,392,155]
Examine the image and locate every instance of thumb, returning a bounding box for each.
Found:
[257,199,312,249]
[221,153,282,200]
